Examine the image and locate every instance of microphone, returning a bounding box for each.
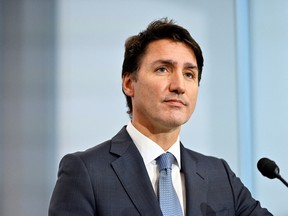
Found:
[257,157,288,187]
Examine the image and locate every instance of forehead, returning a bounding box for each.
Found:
[142,39,196,62]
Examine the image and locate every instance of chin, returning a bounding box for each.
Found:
[162,118,188,128]
[155,112,190,127]
[168,114,190,124]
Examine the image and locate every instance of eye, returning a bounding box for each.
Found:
[184,72,195,79]
[156,67,168,73]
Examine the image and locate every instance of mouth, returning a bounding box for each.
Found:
[164,99,186,107]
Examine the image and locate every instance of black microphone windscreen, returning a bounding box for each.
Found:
[257,157,279,179]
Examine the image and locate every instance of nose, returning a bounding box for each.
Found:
[169,71,185,94]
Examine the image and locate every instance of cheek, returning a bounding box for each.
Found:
[133,81,153,105]
[136,80,161,97]
[188,89,199,109]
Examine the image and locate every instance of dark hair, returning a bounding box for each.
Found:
[122,18,204,116]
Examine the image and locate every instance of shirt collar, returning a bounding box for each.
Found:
[126,121,181,169]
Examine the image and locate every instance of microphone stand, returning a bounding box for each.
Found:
[276,174,288,187]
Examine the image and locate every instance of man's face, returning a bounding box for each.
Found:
[123,39,199,132]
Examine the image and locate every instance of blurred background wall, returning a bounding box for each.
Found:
[1,0,288,215]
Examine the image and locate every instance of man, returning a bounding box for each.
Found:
[49,18,272,215]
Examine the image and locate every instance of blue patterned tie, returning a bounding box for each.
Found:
[157,152,183,216]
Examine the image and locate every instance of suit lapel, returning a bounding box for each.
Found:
[110,127,162,216]
[181,144,208,216]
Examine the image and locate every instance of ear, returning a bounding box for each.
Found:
[122,73,135,97]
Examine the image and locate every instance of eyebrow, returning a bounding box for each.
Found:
[152,59,198,70]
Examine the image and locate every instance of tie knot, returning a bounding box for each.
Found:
[157,152,175,171]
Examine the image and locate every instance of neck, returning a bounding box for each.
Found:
[131,120,181,151]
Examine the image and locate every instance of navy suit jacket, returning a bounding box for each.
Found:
[49,127,272,215]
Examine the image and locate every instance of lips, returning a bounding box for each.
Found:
[164,98,186,106]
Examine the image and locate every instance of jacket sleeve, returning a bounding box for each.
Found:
[49,154,96,216]
[221,159,273,216]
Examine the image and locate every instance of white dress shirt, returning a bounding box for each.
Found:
[126,122,186,214]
